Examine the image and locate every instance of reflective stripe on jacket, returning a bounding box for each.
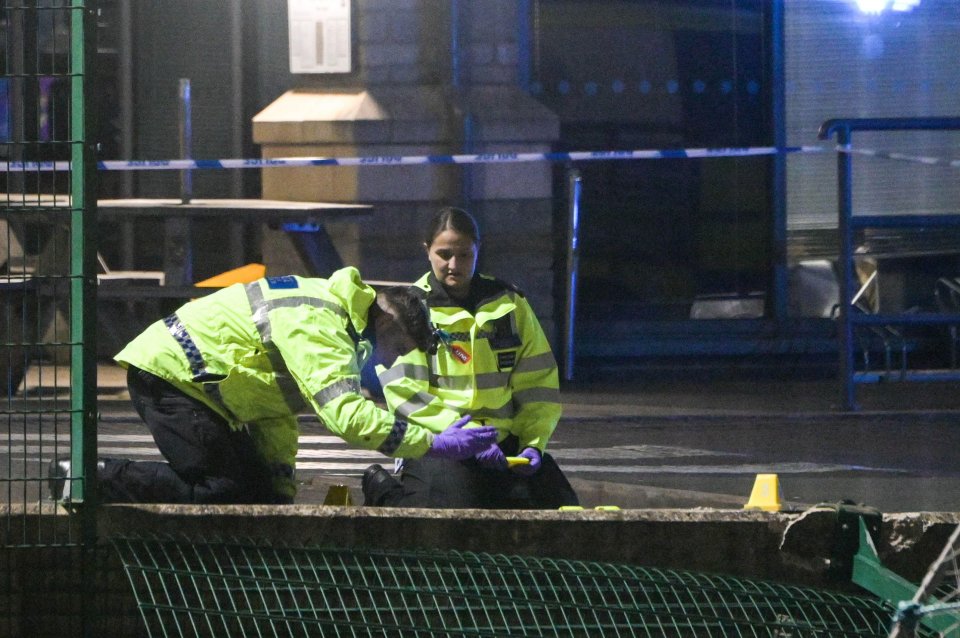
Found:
[377,272,561,451]
[115,267,434,497]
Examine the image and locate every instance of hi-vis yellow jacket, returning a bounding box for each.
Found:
[377,273,561,452]
[114,267,435,498]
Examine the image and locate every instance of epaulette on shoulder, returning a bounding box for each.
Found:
[479,273,525,298]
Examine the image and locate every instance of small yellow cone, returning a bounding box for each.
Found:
[743,473,782,512]
[323,484,354,506]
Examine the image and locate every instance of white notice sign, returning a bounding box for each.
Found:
[288,0,351,74]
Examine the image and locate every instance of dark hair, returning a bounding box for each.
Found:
[377,286,434,352]
[423,206,480,248]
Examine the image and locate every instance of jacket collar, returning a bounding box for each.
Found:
[420,272,512,311]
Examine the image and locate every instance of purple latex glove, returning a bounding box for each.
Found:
[511,447,542,476]
[474,443,507,471]
[426,415,498,460]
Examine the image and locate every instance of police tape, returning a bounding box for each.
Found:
[0,144,826,173]
[838,145,960,169]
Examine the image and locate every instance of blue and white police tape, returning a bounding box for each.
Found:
[837,145,960,169]
[0,144,825,173]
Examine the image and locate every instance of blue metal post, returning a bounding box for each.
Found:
[835,124,857,410]
[770,0,788,321]
[178,78,193,204]
[563,168,582,381]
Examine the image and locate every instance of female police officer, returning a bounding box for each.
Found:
[363,208,579,509]
[48,266,497,504]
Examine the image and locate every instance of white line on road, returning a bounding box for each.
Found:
[559,462,908,474]
[553,445,744,459]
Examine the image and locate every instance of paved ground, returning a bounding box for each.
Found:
[11,362,960,512]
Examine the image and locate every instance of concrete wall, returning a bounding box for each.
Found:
[3,505,959,637]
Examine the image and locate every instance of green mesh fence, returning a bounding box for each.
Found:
[111,535,926,638]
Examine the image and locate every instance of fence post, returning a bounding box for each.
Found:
[70,0,99,516]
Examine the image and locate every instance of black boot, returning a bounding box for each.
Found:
[361,464,400,506]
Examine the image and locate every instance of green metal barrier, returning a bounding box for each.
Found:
[852,519,960,637]
[1,0,97,534]
[112,535,926,637]
[2,1,98,635]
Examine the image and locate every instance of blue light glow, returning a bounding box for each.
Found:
[891,0,921,10]
[855,0,920,13]
[857,0,889,13]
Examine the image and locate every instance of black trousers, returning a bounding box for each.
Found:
[371,436,579,509]
[97,367,287,504]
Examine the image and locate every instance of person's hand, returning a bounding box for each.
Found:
[474,443,507,471]
[511,447,542,476]
[426,416,498,460]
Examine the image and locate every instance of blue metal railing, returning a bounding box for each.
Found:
[818,117,960,410]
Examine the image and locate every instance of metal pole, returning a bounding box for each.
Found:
[178,78,193,204]
[770,0,788,322]
[70,0,99,542]
[836,125,857,410]
[119,1,135,267]
[563,168,582,381]
[228,2,245,263]
[172,79,194,284]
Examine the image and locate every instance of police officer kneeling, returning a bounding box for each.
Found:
[48,267,497,504]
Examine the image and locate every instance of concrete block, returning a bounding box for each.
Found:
[253,88,452,145]
[91,505,960,591]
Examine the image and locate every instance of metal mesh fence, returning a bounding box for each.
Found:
[1,3,99,635]
[1,0,96,544]
[112,535,928,638]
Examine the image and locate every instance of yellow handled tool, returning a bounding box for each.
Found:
[505,456,531,468]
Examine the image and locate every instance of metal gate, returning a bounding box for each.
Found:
[1,1,98,636]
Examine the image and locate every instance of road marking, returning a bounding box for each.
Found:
[554,445,744,459]
[295,462,376,472]
[559,462,908,474]
[295,449,386,460]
